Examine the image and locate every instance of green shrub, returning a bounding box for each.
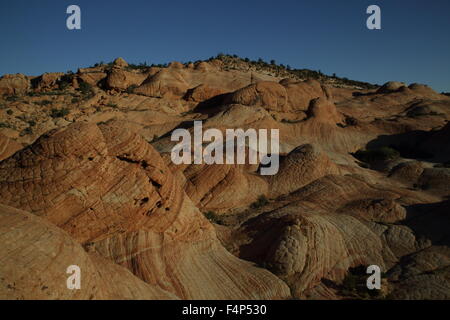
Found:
[79,82,94,97]
[20,127,33,136]
[126,62,148,71]
[58,81,70,90]
[0,122,13,128]
[50,108,70,118]
[203,211,222,224]
[126,84,138,94]
[251,195,269,209]
[36,99,52,106]
[353,147,400,163]
[5,95,19,102]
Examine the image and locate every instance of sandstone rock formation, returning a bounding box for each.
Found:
[0,204,177,300]
[0,134,22,161]
[0,121,290,300]
[0,55,449,300]
[268,144,339,198]
[134,69,189,99]
[0,74,30,95]
[106,69,147,91]
[113,57,129,68]
[225,81,289,112]
[376,81,406,94]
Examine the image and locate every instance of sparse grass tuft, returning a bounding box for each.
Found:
[250,195,269,209]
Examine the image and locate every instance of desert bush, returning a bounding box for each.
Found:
[126,84,138,94]
[5,95,19,102]
[6,109,13,115]
[0,122,13,128]
[79,81,94,97]
[20,127,33,136]
[58,80,70,90]
[203,211,222,225]
[126,62,149,71]
[251,195,269,209]
[50,108,69,118]
[36,100,52,106]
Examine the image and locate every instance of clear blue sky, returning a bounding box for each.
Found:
[1,0,449,92]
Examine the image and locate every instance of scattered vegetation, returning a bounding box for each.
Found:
[6,109,13,115]
[250,195,269,209]
[339,266,384,299]
[5,95,19,102]
[78,81,94,99]
[0,122,14,129]
[58,80,70,91]
[36,99,52,106]
[353,146,400,163]
[208,53,378,89]
[126,62,149,71]
[203,211,223,225]
[50,108,70,118]
[20,127,33,136]
[91,53,377,90]
[107,103,118,109]
[126,84,138,94]
[28,91,65,97]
